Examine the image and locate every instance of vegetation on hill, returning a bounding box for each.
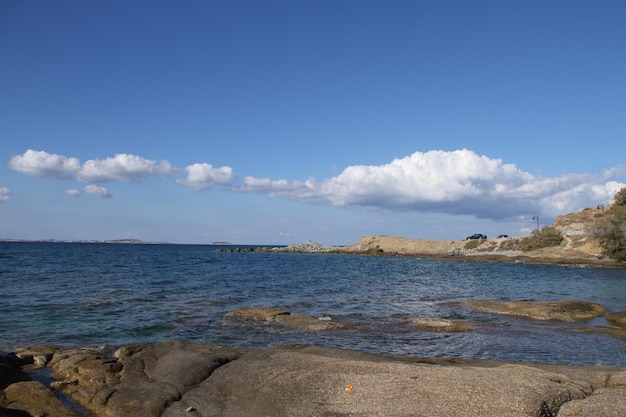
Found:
[521,226,563,251]
[589,187,626,261]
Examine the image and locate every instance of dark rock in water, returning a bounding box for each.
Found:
[0,355,30,390]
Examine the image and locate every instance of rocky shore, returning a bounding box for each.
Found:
[2,301,626,417]
[2,341,625,417]
[256,234,618,267]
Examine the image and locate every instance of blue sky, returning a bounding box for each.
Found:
[1,0,625,245]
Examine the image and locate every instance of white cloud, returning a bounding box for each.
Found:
[77,153,174,183]
[0,187,10,202]
[8,149,80,179]
[66,188,81,196]
[238,149,626,220]
[7,148,625,220]
[177,163,236,190]
[83,184,112,198]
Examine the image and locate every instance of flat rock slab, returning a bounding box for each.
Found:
[224,307,349,330]
[460,299,607,321]
[166,345,593,417]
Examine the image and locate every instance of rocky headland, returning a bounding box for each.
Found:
[261,205,623,267]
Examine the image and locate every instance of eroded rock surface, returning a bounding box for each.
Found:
[3,342,626,417]
[48,340,250,417]
[0,352,78,417]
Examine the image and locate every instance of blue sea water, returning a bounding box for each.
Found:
[1,242,625,367]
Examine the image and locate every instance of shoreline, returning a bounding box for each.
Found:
[257,235,623,268]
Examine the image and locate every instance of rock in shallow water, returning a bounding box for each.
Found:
[409,317,476,332]
[460,299,607,322]
[606,311,626,327]
[224,307,350,330]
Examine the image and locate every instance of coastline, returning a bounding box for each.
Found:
[2,234,625,416]
[261,235,622,268]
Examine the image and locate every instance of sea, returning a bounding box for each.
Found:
[1,241,625,367]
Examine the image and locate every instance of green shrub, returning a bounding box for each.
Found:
[587,187,626,261]
[521,226,563,251]
[464,240,481,250]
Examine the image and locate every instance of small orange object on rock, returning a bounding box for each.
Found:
[345,383,353,392]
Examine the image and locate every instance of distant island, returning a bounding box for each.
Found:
[0,238,242,246]
[0,238,169,244]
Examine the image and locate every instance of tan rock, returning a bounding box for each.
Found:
[3,380,78,417]
[462,300,607,321]
[224,307,290,322]
[170,345,591,417]
[606,311,626,327]
[21,342,625,417]
[48,341,249,417]
[409,317,475,332]
[557,387,626,417]
[225,307,349,330]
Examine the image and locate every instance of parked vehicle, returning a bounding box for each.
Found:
[497,234,509,238]
[466,233,487,240]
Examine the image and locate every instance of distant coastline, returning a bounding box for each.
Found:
[0,238,168,244]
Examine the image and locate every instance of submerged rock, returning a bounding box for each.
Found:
[606,311,626,327]
[460,300,607,322]
[225,307,349,330]
[409,317,476,332]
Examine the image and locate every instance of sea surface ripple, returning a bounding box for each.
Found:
[1,242,625,366]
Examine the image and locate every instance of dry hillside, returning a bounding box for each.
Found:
[340,205,616,266]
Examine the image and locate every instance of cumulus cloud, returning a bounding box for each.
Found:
[65,188,81,196]
[83,184,111,198]
[177,163,237,190]
[8,147,624,220]
[8,148,237,194]
[77,154,174,183]
[8,149,80,178]
[0,187,10,202]
[238,149,626,220]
